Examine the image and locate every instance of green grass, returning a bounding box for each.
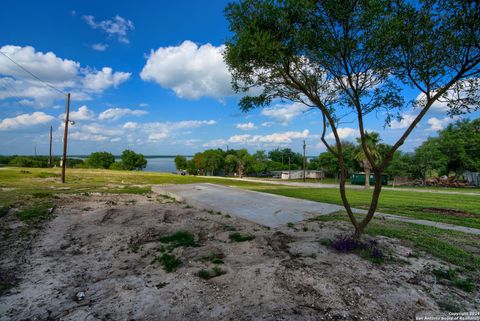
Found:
[430,267,476,292]
[153,253,182,272]
[16,207,51,222]
[310,213,480,271]
[229,232,255,242]
[1,167,479,272]
[254,187,480,229]
[159,231,197,249]
[200,253,225,264]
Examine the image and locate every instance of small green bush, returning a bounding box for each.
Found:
[452,278,476,292]
[200,253,225,264]
[154,254,182,272]
[229,232,255,242]
[159,231,197,248]
[197,267,226,279]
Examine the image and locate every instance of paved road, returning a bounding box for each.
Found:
[152,183,480,235]
[208,176,480,196]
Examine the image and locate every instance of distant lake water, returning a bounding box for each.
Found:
[144,157,188,173]
[73,156,189,173]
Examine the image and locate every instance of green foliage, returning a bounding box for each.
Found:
[224,0,480,236]
[268,148,303,170]
[174,155,187,170]
[159,231,197,248]
[432,267,457,280]
[197,267,226,279]
[431,267,476,292]
[153,254,182,272]
[85,152,115,169]
[200,253,225,264]
[120,149,147,170]
[451,278,476,292]
[16,207,51,222]
[109,162,127,170]
[4,156,82,168]
[229,232,255,242]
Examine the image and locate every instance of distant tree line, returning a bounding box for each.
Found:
[82,150,147,171]
[175,118,479,180]
[0,156,83,168]
[0,149,147,171]
[175,148,307,177]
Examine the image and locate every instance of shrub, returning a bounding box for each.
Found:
[121,149,147,170]
[85,152,115,169]
[154,254,182,272]
[229,232,255,242]
[159,231,197,248]
[197,267,226,279]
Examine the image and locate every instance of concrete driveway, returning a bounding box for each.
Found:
[152,183,480,235]
[152,183,343,228]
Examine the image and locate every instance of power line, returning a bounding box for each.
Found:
[0,50,67,96]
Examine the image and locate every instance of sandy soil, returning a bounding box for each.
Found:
[0,193,477,321]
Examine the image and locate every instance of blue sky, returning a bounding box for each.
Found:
[0,0,477,156]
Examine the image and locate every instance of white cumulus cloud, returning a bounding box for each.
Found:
[326,127,359,140]
[123,121,138,129]
[91,43,108,51]
[427,116,459,131]
[389,113,417,129]
[261,102,310,125]
[0,112,55,131]
[140,40,234,100]
[59,105,95,121]
[228,129,309,145]
[0,45,131,107]
[83,15,134,44]
[235,122,257,130]
[83,67,131,92]
[98,108,148,121]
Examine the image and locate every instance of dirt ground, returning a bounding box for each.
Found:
[0,193,478,321]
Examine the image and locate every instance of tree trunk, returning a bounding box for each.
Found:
[364,160,371,189]
[354,171,384,239]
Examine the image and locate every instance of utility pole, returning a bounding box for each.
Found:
[288,156,291,180]
[49,126,53,168]
[61,93,71,183]
[303,140,306,182]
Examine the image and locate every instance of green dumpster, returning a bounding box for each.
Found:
[350,173,388,185]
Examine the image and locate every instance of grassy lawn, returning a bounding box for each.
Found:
[253,187,480,229]
[310,212,480,271]
[1,167,479,229]
[1,167,479,272]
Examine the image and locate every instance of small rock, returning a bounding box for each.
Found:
[416,298,427,307]
[75,291,85,302]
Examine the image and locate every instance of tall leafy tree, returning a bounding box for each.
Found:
[120,150,147,171]
[85,152,115,169]
[225,0,480,237]
[174,155,187,170]
[355,132,382,189]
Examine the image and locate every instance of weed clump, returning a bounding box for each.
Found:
[201,253,225,264]
[229,232,255,242]
[431,267,476,292]
[153,254,182,272]
[16,207,52,222]
[330,236,384,264]
[197,267,226,279]
[159,231,197,248]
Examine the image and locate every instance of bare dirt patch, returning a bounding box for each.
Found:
[0,194,477,320]
[423,207,476,218]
